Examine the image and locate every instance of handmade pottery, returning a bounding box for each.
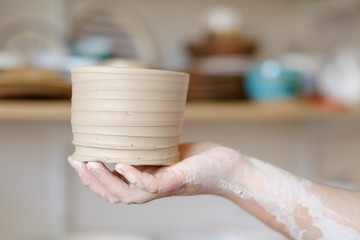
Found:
[70,66,189,165]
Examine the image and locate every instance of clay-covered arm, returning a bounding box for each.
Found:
[68,142,360,239]
[217,154,360,239]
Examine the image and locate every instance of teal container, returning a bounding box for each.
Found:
[245,59,299,100]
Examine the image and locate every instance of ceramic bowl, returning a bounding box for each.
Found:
[70,66,189,165]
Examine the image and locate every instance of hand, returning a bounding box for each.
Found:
[68,142,243,204]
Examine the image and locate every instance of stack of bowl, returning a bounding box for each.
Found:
[70,66,189,165]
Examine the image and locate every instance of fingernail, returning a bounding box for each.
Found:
[72,160,84,175]
[115,165,124,174]
[126,173,137,183]
[67,156,73,165]
[88,162,102,169]
[115,165,137,183]
[107,197,119,204]
[87,162,102,177]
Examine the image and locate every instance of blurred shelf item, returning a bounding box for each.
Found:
[184,100,360,122]
[188,73,247,100]
[185,7,257,101]
[188,31,256,57]
[0,68,71,99]
[0,18,67,56]
[0,100,70,121]
[69,7,159,67]
[187,55,251,100]
[0,100,359,122]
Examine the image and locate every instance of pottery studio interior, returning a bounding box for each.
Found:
[1,0,360,239]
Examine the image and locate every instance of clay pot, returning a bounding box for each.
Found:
[70,66,189,165]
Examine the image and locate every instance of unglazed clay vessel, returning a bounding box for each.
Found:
[70,66,189,165]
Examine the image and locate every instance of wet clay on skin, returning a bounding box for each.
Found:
[217,156,360,240]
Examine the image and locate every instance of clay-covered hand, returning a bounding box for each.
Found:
[68,142,243,204]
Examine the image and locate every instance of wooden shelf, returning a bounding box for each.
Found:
[184,100,360,121]
[0,99,359,122]
[0,100,70,121]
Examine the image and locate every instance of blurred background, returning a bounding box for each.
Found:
[0,0,360,239]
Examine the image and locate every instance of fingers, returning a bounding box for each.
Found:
[116,164,186,195]
[115,164,161,193]
[69,156,188,204]
[87,162,132,200]
[68,157,157,204]
[68,157,119,204]
[87,162,159,204]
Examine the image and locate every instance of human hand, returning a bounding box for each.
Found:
[68,142,243,204]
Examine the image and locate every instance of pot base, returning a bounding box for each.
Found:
[69,152,180,166]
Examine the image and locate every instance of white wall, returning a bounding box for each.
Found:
[0,122,72,240]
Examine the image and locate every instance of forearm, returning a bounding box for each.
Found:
[214,154,360,239]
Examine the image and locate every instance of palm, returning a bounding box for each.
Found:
[69,142,220,204]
